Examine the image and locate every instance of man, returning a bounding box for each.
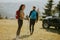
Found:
[29,6,38,35]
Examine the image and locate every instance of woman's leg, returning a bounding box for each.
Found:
[16,19,23,36]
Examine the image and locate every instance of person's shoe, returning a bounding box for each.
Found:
[16,36,19,40]
[30,32,33,35]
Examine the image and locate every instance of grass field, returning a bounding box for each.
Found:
[0,19,60,40]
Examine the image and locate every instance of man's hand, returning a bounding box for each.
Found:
[27,18,30,21]
[35,20,38,23]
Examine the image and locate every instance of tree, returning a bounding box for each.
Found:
[0,14,1,18]
[56,1,60,17]
[5,16,8,19]
[44,0,53,16]
[0,14,3,19]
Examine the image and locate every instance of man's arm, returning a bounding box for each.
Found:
[29,11,32,17]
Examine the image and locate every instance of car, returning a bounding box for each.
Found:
[42,16,60,29]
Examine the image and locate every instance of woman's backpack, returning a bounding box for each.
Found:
[16,10,20,19]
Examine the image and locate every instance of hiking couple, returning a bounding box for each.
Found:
[16,4,38,39]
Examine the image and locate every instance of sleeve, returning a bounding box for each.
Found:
[29,11,32,17]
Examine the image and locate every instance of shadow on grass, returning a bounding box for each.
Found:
[13,34,31,40]
[46,28,60,34]
[19,34,30,39]
[40,27,60,34]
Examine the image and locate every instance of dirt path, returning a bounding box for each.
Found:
[0,19,60,40]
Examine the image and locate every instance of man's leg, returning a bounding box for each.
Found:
[32,20,35,34]
[30,19,33,35]
[30,23,31,34]
[32,25,34,34]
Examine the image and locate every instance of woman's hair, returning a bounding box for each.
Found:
[18,4,25,11]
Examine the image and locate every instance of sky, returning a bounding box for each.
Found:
[0,0,59,3]
[0,0,46,3]
[0,0,60,18]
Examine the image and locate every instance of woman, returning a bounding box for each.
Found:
[16,4,25,39]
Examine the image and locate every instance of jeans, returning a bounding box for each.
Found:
[16,18,23,36]
[30,19,36,34]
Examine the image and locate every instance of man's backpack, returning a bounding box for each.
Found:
[30,11,37,19]
[16,10,20,19]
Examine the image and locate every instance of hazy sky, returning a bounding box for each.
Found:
[0,0,45,2]
[0,0,60,18]
[0,0,59,3]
